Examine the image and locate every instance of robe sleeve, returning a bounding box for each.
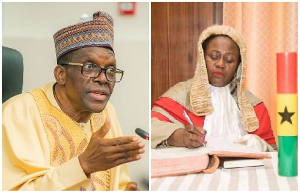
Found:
[2,94,88,190]
[250,102,277,147]
[151,97,205,148]
[105,102,132,190]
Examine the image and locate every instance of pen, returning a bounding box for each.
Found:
[183,110,206,147]
[183,110,194,125]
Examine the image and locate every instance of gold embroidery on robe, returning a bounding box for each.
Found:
[29,89,111,190]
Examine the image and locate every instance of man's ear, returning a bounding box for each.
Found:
[54,65,66,85]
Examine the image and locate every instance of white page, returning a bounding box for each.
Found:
[152,138,263,160]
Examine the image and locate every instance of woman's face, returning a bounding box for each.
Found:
[204,36,240,87]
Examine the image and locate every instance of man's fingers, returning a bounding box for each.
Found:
[125,182,138,191]
[106,136,139,146]
[107,141,145,162]
[108,141,145,154]
[97,117,111,138]
[120,153,142,164]
[106,149,143,167]
[111,148,143,160]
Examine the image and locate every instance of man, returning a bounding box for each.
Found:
[2,11,145,191]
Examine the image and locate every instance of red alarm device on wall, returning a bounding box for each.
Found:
[119,2,136,15]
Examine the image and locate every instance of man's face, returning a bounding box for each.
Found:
[204,36,240,87]
[64,47,116,113]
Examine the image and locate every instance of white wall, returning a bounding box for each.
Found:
[2,2,150,190]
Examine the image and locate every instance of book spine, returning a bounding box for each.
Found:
[277,52,297,177]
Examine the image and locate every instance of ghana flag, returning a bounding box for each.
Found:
[277,52,298,177]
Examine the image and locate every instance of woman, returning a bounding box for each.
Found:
[151,25,276,152]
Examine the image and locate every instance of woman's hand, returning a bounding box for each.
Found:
[183,125,207,148]
[167,126,207,148]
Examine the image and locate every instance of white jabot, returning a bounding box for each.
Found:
[203,84,246,143]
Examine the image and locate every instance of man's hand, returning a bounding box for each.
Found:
[183,125,207,149]
[124,182,139,191]
[78,118,145,177]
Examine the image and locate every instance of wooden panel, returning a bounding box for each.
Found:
[151,2,170,107]
[151,2,223,106]
[214,2,223,24]
[168,2,214,88]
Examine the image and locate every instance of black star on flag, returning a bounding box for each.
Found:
[278,106,295,124]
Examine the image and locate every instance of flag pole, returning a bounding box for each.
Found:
[277,52,298,176]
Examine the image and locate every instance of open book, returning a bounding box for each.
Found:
[151,139,271,178]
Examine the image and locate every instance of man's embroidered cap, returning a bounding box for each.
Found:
[53,11,114,60]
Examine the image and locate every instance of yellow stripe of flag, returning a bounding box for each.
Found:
[277,94,298,136]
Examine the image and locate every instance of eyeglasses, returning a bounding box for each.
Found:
[59,62,124,83]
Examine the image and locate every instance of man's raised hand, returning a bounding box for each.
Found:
[79,117,145,177]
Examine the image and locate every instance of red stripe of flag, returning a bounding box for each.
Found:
[277,52,297,94]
